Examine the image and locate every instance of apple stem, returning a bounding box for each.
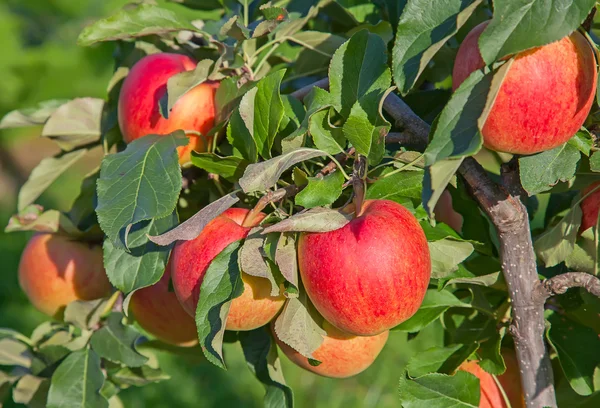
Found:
[352,155,367,217]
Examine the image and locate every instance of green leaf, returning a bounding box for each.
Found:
[328,30,391,162]
[477,330,506,376]
[13,375,50,408]
[96,133,186,248]
[273,293,325,360]
[286,31,346,58]
[5,205,80,235]
[366,170,423,202]
[196,241,244,368]
[406,344,478,378]
[41,98,104,151]
[227,94,258,162]
[534,198,582,267]
[191,153,249,182]
[239,148,328,193]
[162,60,216,118]
[429,239,474,278]
[0,338,34,368]
[308,109,345,155]
[263,207,351,234]
[64,298,110,330]
[570,131,593,156]
[478,0,596,65]
[342,97,390,164]
[393,289,470,332]
[90,313,148,367]
[392,0,483,94]
[252,70,287,159]
[78,4,197,46]
[0,99,68,128]
[111,365,170,387]
[240,228,280,297]
[398,371,480,407]
[589,151,600,172]
[329,30,391,118]
[284,88,335,153]
[519,143,581,195]
[220,15,250,41]
[18,149,88,212]
[148,192,239,246]
[239,328,294,408]
[295,170,345,209]
[547,312,600,396]
[275,233,299,292]
[103,211,177,293]
[47,349,108,408]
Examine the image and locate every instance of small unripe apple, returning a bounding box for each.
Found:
[18,233,111,317]
[273,320,388,378]
[171,208,285,331]
[458,351,524,408]
[130,265,198,347]
[118,53,218,164]
[298,199,431,336]
[580,181,600,233]
[453,22,597,155]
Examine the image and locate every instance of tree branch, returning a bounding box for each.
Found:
[287,77,558,407]
[534,272,600,302]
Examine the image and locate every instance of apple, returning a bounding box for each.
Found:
[435,190,463,233]
[118,53,218,164]
[298,199,431,336]
[458,351,524,408]
[453,21,597,155]
[273,320,388,378]
[130,264,198,347]
[580,181,600,233]
[18,233,111,317]
[171,208,285,331]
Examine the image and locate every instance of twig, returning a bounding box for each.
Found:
[534,272,600,302]
[242,184,300,227]
[351,154,367,216]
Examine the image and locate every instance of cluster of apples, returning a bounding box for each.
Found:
[18,52,432,379]
[16,20,599,400]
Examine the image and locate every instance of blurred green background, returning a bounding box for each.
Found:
[0,1,444,407]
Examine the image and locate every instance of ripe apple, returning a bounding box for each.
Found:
[18,233,111,317]
[130,265,198,347]
[453,22,597,155]
[458,352,524,408]
[273,320,388,378]
[298,199,431,336]
[580,181,600,233]
[171,208,285,331]
[118,53,218,164]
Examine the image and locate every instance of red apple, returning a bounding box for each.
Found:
[118,53,218,164]
[580,181,600,233]
[130,265,198,347]
[171,208,285,331]
[273,320,388,378]
[435,190,463,233]
[298,199,431,336]
[458,351,525,408]
[453,22,597,155]
[18,233,112,317]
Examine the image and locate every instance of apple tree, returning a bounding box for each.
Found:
[2,1,600,407]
